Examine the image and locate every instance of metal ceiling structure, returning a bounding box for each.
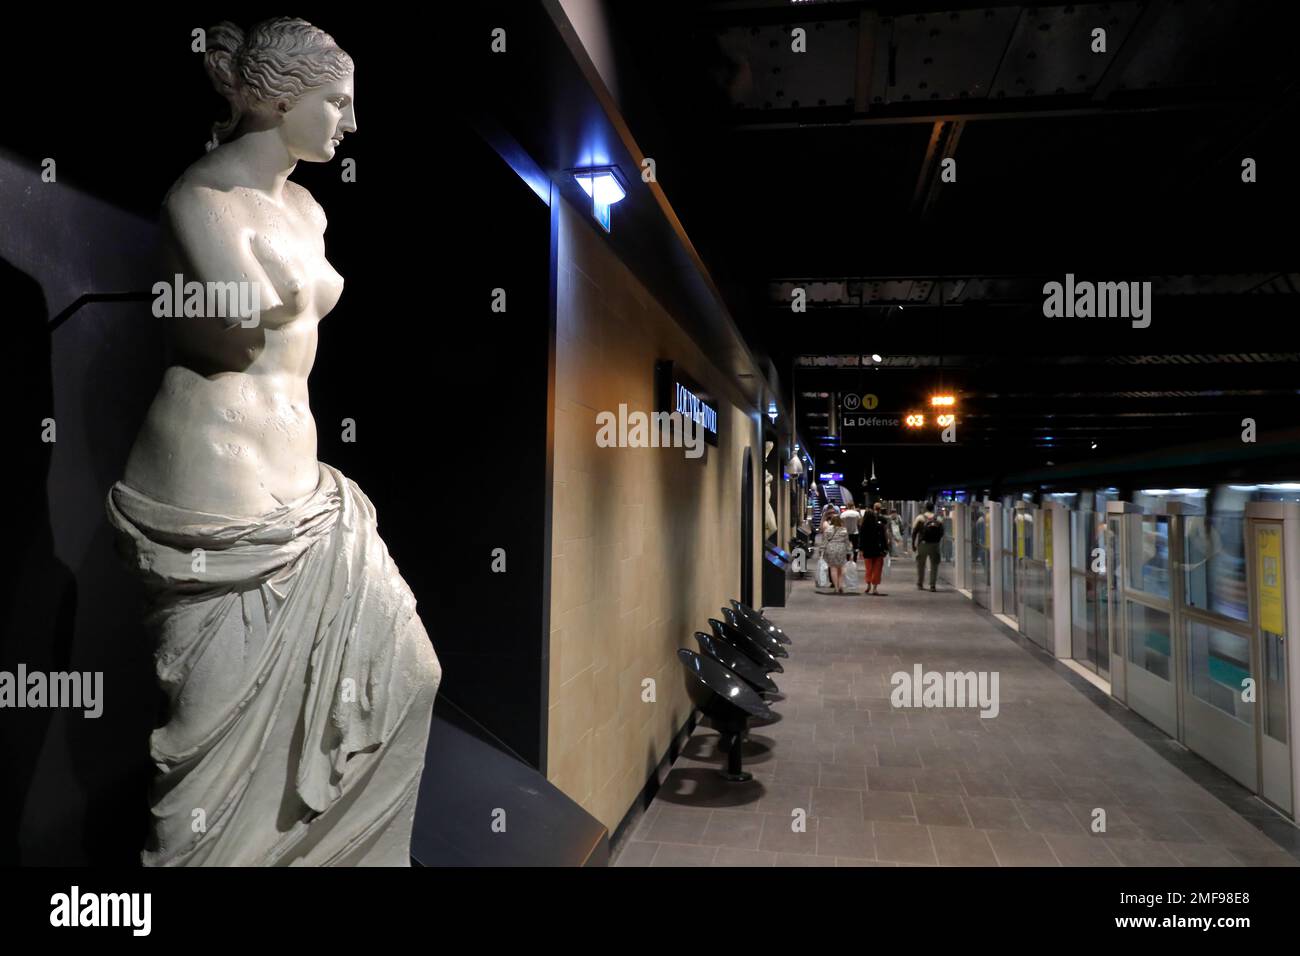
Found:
[605,0,1300,493]
[710,0,1260,123]
[792,350,1300,494]
[769,273,1300,308]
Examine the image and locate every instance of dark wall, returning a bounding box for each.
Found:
[405,132,553,767]
[0,152,164,865]
[2,9,554,863]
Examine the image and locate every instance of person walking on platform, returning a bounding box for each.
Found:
[823,513,851,593]
[840,502,861,561]
[888,510,905,557]
[873,502,893,554]
[912,502,944,591]
[859,502,888,595]
[819,503,838,541]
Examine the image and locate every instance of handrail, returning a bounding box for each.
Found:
[49,291,152,332]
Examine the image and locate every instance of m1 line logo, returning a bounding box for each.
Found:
[49,886,151,936]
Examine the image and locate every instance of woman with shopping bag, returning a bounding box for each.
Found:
[823,514,851,593]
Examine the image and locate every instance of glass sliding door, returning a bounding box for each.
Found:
[971,501,991,608]
[1097,523,1112,681]
[1106,513,1122,693]
[1019,508,1051,649]
[1070,510,1110,676]
[1179,511,1256,790]
[1126,600,1176,735]
[1001,498,1017,622]
[1181,616,1255,788]
[1122,514,1177,736]
[1252,518,1292,815]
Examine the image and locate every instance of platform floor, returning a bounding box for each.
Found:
[613,561,1300,866]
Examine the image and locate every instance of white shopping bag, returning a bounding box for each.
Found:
[841,560,860,591]
[816,555,830,589]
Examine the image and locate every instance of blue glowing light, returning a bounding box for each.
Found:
[574,167,627,232]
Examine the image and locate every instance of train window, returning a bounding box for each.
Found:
[1183,515,1248,623]
[1125,514,1171,599]
[1186,620,1253,725]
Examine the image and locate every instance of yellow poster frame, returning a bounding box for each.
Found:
[1258,523,1284,635]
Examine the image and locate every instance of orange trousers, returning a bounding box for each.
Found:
[862,556,884,586]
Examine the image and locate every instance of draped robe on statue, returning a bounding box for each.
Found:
[106,462,440,866]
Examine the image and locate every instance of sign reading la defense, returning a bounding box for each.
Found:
[839,391,900,435]
[837,391,944,444]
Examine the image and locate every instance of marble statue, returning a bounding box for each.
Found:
[106,18,441,866]
[763,440,778,539]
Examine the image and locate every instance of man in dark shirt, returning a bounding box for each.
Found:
[912,503,944,592]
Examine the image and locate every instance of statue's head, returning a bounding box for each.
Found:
[204,17,355,161]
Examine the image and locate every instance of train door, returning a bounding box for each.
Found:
[1248,502,1294,816]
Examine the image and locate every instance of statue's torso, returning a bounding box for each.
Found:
[124,163,344,516]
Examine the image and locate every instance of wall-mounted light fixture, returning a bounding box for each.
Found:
[767,400,778,422]
[572,166,627,232]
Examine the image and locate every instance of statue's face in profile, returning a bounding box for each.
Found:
[280,73,356,162]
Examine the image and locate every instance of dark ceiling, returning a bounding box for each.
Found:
[793,350,1300,456]
[9,4,1297,497]
[602,0,1300,492]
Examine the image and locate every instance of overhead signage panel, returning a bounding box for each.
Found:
[837,390,946,445]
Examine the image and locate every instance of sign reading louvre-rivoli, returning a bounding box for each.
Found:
[655,360,719,447]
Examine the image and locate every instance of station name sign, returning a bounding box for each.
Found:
[655,360,719,447]
[837,391,936,444]
[841,392,898,431]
